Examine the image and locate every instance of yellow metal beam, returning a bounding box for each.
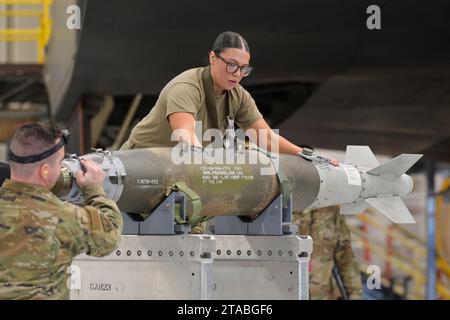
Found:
[352,178,450,299]
[351,226,426,298]
[0,10,42,16]
[0,0,53,64]
[351,227,426,282]
[0,29,40,42]
[358,214,426,256]
[0,0,44,4]
[437,283,450,300]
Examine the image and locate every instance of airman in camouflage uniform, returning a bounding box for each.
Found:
[293,205,363,300]
[0,122,123,299]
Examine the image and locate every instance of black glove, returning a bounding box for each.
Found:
[298,148,339,166]
[298,147,315,161]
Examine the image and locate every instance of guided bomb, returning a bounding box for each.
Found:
[52,146,422,224]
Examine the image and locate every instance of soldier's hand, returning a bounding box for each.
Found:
[75,159,106,188]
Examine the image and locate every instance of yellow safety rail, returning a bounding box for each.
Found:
[0,0,53,63]
[351,178,450,300]
[350,224,426,299]
[436,177,450,299]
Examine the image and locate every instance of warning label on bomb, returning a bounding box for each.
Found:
[342,165,362,186]
[200,166,254,185]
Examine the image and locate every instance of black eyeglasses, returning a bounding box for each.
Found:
[215,53,253,77]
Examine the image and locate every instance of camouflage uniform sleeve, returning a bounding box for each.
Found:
[334,214,363,300]
[57,184,123,258]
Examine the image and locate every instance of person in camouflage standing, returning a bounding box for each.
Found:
[293,205,363,299]
[0,122,123,299]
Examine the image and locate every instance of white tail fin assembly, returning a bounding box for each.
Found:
[341,146,422,224]
[367,154,423,177]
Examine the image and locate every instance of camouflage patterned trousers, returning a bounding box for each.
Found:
[293,206,363,300]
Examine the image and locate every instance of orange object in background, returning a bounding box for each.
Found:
[385,225,394,279]
[0,119,35,143]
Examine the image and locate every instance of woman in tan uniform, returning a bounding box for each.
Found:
[121,31,305,156]
[120,31,339,234]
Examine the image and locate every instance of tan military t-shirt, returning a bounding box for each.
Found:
[121,66,263,149]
